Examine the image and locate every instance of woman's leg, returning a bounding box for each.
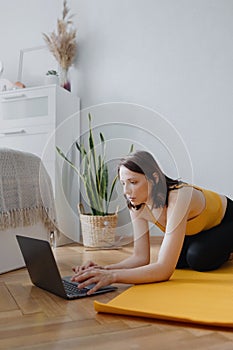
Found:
[176,198,233,271]
[185,227,231,271]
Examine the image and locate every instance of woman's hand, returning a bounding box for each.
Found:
[71,268,116,295]
[72,260,103,274]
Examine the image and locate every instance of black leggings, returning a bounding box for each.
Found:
[176,197,233,271]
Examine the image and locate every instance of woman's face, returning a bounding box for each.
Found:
[119,165,153,206]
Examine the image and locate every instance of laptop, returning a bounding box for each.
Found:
[16,235,117,300]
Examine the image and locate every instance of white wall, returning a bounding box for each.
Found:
[74,0,233,197]
[1,0,233,197]
[0,0,59,84]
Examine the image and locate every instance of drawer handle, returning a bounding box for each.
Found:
[2,94,26,100]
[0,129,26,136]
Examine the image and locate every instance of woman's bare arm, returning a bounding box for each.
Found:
[105,209,151,269]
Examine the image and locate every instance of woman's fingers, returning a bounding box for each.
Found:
[72,263,104,274]
[71,268,114,295]
[71,269,94,283]
[86,281,103,295]
[72,260,99,274]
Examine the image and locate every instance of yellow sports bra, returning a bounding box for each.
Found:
[146,185,224,236]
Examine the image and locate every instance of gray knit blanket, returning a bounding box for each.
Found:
[0,148,57,231]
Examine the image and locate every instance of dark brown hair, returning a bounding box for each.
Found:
[118,150,182,210]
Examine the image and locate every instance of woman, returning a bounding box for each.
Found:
[72,150,233,295]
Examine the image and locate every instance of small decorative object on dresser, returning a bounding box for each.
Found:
[42,0,77,92]
[57,113,134,248]
[44,70,59,85]
[0,62,14,92]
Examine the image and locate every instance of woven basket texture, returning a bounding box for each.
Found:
[79,212,118,247]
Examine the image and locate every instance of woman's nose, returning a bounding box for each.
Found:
[124,184,130,195]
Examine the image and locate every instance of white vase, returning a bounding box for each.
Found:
[59,67,71,91]
[44,75,59,86]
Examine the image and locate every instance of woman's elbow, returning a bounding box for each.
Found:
[154,264,175,282]
[135,256,150,267]
[158,273,172,282]
[141,256,150,266]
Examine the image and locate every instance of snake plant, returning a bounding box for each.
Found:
[57,113,133,216]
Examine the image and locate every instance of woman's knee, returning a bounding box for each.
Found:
[186,247,207,271]
[186,244,229,272]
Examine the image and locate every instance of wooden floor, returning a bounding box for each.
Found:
[0,237,232,350]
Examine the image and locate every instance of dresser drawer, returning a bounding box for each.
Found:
[0,124,54,162]
[0,86,56,128]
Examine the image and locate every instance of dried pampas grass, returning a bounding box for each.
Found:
[43,0,77,70]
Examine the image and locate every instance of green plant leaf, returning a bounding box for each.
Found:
[100,132,104,143]
[129,143,134,154]
[107,174,118,212]
[88,114,100,190]
[57,114,134,215]
[56,146,84,182]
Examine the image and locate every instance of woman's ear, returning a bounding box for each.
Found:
[152,172,159,184]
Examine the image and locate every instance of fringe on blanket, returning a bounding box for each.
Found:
[0,206,58,232]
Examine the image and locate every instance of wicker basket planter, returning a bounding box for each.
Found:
[78,204,118,248]
[57,113,132,248]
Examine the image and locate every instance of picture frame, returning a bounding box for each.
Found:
[17,45,58,87]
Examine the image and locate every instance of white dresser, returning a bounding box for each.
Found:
[0,85,80,244]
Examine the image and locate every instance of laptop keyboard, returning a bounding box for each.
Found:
[62,279,88,297]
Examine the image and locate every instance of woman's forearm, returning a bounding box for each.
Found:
[105,254,150,270]
[112,262,173,284]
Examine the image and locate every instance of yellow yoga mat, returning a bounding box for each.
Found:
[94,262,233,327]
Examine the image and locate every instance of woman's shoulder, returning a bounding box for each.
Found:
[169,183,194,197]
[168,185,194,211]
[167,184,207,220]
